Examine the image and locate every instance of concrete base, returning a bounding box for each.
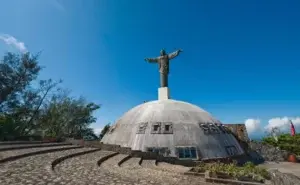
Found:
[158,87,170,100]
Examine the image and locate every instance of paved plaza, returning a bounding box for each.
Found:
[0,145,216,185]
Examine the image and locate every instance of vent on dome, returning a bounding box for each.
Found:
[199,123,222,134]
[217,125,227,133]
[136,122,148,134]
[209,123,220,134]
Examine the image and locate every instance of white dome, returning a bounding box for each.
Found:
[116,99,221,124]
[101,99,244,160]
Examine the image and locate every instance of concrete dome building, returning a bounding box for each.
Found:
[101,98,245,160]
[101,49,245,160]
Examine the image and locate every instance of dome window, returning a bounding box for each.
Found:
[175,146,198,160]
[151,122,162,134]
[162,122,173,134]
[165,125,170,131]
[147,147,170,156]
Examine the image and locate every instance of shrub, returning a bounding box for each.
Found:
[192,161,270,182]
[262,134,300,155]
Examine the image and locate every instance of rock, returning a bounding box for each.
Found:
[248,142,289,163]
[269,169,300,185]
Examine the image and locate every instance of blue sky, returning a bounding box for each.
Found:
[1,0,300,138]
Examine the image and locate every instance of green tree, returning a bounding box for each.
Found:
[99,123,110,140]
[39,92,100,139]
[0,52,43,139]
[0,52,41,111]
[0,51,101,141]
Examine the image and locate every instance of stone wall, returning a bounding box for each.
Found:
[74,139,290,165]
[80,141,249,167]
[224,123,249,142]
[97,143,197,166]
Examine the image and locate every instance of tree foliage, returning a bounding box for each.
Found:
[0,52,100,141]
[99,123,110,140]
[262,127,300,155]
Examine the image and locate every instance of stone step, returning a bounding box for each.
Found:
[0,148,108,185]
[0,145,79,161]
[53,150,115,175]
[0,142,72,151]
[0,145,81,163]
[119,157,142,169]
[0,141,51,145]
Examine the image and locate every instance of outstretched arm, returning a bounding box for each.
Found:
[144,57,159,63]
[168,49,183,60]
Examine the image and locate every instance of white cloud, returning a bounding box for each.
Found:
[93,127,103,136]
[0,34,27,53]
[265,117,300,133]
[245,119,262,134]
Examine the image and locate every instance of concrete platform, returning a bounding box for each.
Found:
[259,162,300,177]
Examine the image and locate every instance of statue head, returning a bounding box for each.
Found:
[160,49,166,56]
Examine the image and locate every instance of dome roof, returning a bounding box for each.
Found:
[101,99,244,160]
[115,99,222,125]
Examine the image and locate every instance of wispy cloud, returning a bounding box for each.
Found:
[50,0,65,12]
[0,34,27,53]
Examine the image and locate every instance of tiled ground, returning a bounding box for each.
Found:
[0,146,216,185]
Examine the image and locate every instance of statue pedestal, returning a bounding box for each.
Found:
[158,87,170,100]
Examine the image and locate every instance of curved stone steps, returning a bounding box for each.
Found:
[119,156,142,169]
[51,148,102,170]
[0,148,95,184]
[0,148,212,185]
[53,150,139,184]
[0,141,49,145]
[0,145,80,164]
[101,157,208,185]
[53,150,115,174]
[0,142,72,151]
[117,155,131,166]
[101,153,128,167]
